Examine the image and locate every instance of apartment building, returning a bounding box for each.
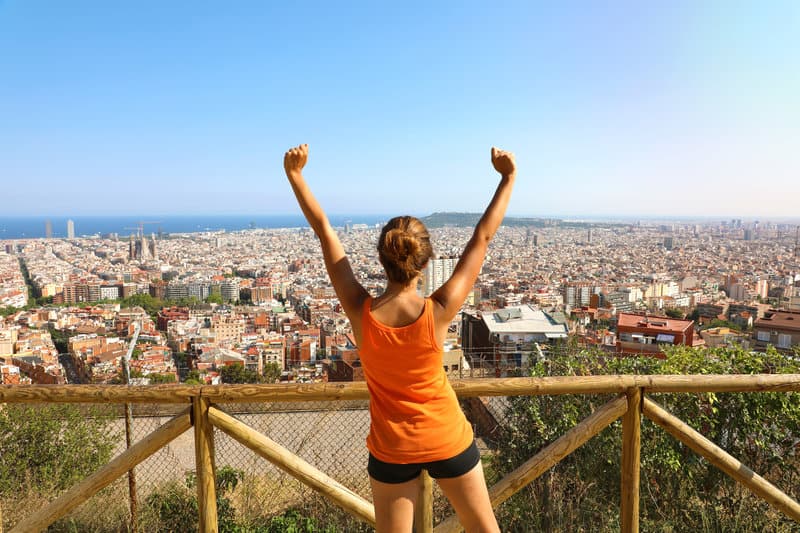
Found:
[752,309,800,352]
[616,312,704,356]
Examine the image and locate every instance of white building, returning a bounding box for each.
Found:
[99,285,120,301]
[422,256,459,296]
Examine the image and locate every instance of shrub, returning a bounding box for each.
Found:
[491,345,800,531]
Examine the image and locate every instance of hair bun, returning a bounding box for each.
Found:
[377,216,434,284]
[383,228,420,264]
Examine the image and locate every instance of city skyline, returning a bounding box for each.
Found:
[1,1,798,218]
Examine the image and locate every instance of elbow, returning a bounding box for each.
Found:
[474,226,494,245]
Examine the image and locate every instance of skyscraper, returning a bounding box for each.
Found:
[66,219,75,239]
[45,220,53,239]
[422,256,459,296]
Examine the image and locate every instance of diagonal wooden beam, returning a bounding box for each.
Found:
[10,408,192,533]
[642,397,800,522]
[436,394,628,533]
[207,405,376,527]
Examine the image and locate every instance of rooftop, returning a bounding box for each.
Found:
[617,312,693,333]
[483,305,568,337]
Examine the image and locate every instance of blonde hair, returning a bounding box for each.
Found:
[377,216,433,284]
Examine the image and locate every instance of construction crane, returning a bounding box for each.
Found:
[123,220,162,238]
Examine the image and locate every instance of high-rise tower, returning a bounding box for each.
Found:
[422,256,459,296]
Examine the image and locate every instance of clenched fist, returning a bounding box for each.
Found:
[284,144,308,179]
[491,147,516,178]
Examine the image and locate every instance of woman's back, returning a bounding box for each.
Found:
[359,295,473,463]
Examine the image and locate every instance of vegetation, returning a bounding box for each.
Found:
[491,344,800,531]
[142,466,243,532]
[263,362,282,383]
[148,373,177,384]
[184,369,204,385]
[48,324,77,353]
[220,363,265,384]
[701,318,744,332]
[0,404,119,495]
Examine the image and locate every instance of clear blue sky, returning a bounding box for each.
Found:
[1,1,798,218]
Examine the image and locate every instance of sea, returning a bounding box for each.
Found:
[0,215,392,240]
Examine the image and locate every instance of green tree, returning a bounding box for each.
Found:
[664,308,684,319]
[184,369,203,385]
[149,373,177,384]
[0,404,120,494]
[205,293,223,305]
[121,293,163,319]
[263,362,282,383]
[219,363,264,384]
[492,345,800,531]
[703,318,742,332]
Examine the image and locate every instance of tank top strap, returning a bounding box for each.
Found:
[414,297,433,350]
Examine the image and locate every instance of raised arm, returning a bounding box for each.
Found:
[431,147,516,323]
[284,144,368,322]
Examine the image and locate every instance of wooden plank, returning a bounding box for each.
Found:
[621,388,642,533]
[10,408,192,533]
[415,470,433,533]
[635,374,800,393]
[194,397,218,533]
[642,397,800,522]
[199,382,371,402]
[1,375,798,404]
[436,395,628,533]
[0,384,197,403]
[207,405,376,526]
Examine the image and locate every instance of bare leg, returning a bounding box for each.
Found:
[436,461,500,533]
[370,475,419,533]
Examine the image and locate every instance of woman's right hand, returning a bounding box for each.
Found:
[284,144,308,179]
[491,147,516,178]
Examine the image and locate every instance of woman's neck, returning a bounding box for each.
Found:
[381,278,420,299]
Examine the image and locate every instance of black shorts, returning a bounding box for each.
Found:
[368,441,481,484]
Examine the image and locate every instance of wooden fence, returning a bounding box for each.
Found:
[1,374,800,532]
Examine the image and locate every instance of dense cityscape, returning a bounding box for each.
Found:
[2,216,799,386]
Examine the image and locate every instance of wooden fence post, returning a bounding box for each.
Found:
[621,387,641,533]
[415,470,433,533]
[193,396,218,533]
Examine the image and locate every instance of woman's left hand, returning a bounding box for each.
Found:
[284,144,308,179]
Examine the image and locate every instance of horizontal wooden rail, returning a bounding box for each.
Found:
[9,408,192,533]
[642,397,800,522]
[207,405,376,526]
[3,375,799,404]
[199,382,371,402]
[0,384,197,403]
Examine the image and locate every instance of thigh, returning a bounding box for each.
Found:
[436,461,500,533]
[369,475,419,533]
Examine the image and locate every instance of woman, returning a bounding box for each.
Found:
[284,143,515,532]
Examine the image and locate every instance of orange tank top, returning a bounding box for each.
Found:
[359,296,473,463]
